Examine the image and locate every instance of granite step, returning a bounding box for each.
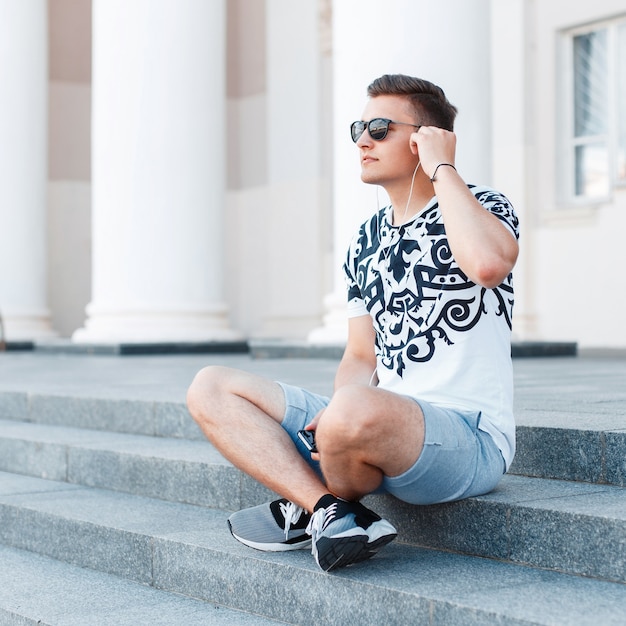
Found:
[0,419,274,509]
[511,414,626,486]
[0,391,202,440]
[1,417,626,584]
[2,390,626,486]
[0,472,625,626]
[512,355,626,485]
[365,475,626,584]
[0,544,287,626]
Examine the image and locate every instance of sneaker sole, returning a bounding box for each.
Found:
[314,532,397,571]
[228,522,312,552]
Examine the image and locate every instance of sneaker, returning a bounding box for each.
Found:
[227,499,312,551]
[306,496,397,571]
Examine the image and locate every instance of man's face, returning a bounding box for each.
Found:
[355,95,420,188]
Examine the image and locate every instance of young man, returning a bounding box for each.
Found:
[187,74,519,572]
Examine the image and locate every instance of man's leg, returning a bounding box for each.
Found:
[187,368,400,571]
[290,384,419,570]
[315,384,425,501]
[186,365,328,513]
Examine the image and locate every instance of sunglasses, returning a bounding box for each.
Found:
[350,118,421,143]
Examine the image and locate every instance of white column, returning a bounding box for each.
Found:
[74,0,238,344]
[310,0,492,344]
[261,0,326,338]
[491,0,536,340]
[0,1,55,340]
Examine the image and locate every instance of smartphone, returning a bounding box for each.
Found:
[297,429,317,453]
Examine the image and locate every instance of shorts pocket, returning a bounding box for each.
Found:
[459,409,482,433]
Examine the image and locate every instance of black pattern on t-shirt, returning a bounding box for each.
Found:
[344,186,518,376]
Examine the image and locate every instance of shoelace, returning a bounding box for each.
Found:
[305,502,341,557]
[279,500,306,541]
[305,508,326,560]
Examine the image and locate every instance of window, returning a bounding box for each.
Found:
[563,17,626,201]
[618,22,626,182]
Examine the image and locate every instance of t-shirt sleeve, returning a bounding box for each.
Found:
[474,188,520,240]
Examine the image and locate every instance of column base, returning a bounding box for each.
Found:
[306,292,348,345]
[72,306,242,345]
[0,310,57,342]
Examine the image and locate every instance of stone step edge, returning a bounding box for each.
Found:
[2,391,625,489]
[1,416,625,506]
[1,417,625,519]
[0,474,625,625]
[0,391,202,440]
[0,470,625,585]
[511,424,626,486]
[0,543,286,626]
[0,418,275,511]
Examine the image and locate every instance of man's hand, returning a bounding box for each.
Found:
[409,126,518,288]
[409,126,457,180]
[306,409,324,462]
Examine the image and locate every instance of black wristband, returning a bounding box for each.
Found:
[430,163,457,183]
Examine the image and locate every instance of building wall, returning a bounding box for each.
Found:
[40,0,626,348]
[527,0,626,347]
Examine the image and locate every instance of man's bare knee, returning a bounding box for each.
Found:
[186,365,234,426]
[317,385,424,458]
[329,385,378,424]
[187,365,286,432]
[316,385,374,449]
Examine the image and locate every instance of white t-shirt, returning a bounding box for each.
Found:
[343,185,520,468]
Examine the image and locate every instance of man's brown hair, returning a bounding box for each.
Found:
[367,74,458,132]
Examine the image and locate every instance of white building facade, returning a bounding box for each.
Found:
[1,0,625,349]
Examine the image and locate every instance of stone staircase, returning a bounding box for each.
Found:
[0,358,625,624]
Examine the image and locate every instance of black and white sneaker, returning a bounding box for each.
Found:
[306,495,397,571]
[228,499,312,551]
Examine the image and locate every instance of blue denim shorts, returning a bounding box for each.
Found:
[277,382,506,506]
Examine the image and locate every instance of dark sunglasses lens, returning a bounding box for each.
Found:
[368,118,389,140]
[351,121,366,142]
